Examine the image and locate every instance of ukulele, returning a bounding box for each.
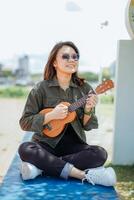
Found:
[40,80,114,138]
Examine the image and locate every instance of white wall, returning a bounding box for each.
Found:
[112,40,134,165]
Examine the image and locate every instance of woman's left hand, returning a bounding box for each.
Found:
[84,93,98,112]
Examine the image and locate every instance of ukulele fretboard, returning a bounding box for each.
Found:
[68,88,97,112]
[68,94,88,112]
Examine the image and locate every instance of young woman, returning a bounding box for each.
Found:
[18,41,116,186]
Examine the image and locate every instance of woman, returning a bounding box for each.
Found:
[18,41,116,186]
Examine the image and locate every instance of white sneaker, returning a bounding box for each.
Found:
[83,167,117,186]
[20,161,43,180]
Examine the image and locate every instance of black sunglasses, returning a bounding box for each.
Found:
[61,53,79,61]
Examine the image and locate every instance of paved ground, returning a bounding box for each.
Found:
[0,99,114,184]
[0,99,25,183]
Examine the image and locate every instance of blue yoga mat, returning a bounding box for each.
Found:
[0,133,120,200]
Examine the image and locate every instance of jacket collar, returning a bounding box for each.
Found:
[48,76,78,88]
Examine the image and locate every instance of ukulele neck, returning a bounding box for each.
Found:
[67,79,114,112]
[68,94,88,112]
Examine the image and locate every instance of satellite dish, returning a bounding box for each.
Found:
[125,0,134,39]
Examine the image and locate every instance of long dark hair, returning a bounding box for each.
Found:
[44,41,84,86]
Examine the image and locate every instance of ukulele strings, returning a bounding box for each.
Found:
[68,90,94,112]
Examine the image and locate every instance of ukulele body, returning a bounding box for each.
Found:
[40,102,77,137]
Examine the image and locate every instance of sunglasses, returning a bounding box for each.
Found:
[61,53,79,61]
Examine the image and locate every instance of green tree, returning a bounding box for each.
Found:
[79,71,98,82]
[102,67,111,80]
[2,69,13,77]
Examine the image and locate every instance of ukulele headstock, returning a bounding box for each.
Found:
[95,80,114,94]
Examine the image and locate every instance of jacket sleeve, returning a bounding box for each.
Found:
[82,109,99,131]
[19,84,45,132]
[79,81,99,131]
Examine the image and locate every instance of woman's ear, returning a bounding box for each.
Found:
[53,61,57,68]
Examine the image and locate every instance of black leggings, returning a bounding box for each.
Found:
[18,141,107,179]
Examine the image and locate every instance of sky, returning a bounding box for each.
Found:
[0,0,130,72]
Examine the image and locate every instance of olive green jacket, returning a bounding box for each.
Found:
[19,78,98,148]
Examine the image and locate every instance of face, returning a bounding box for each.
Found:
[53,45,79,75]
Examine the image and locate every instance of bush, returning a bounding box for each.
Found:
[100,94,114,104]
[0,86,29,98]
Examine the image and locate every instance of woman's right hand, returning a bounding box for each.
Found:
[51,103,68,120]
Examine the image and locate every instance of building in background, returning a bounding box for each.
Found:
[15,55,32,86]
